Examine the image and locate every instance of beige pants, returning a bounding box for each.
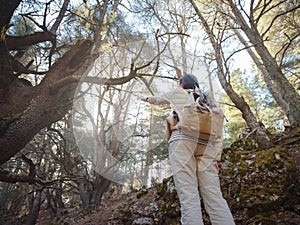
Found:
[169,139,235,225]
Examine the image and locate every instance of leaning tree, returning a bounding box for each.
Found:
[0,0,142,167]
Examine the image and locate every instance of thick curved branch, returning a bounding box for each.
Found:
[50,38,167,94]
[11,56,46,76]
[6,31,56,51]
[49,63,136,93]
[50,75,132,93]
[0,168,37,184]
[0,154,36,183]
[0,40,93,166]
[42,39,93,85]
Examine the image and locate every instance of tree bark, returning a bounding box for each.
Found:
[226,0,300,124]
[26,190,42,225]
[230,22,290,117]
[189,0,272,149]
[6,31,56,51]
[0,40,93,165]
[0,0,21,29]
[0,0,144,166]
[0,0,22,87]
[94,175,111,208]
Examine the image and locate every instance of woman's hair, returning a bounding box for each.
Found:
[179,74,199,89]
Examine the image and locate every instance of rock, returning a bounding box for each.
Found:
[132,217,153,225]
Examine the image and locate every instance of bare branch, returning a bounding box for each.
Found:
[138,73,177,80]
[278,33,299,69]
[156,32,190,38]
[261,4,300,38]
[254,0,274,25]
[0,154,37,184]
[50,0,69,33]
[138,76,155,95]
[49,0,70,67]
[49,66,137,94]
[6,31,56,51]
[237,0,251,22]
[21,14,47,31]
[249,0,256,24]
[219,101,238,108]
[11,57,47,76]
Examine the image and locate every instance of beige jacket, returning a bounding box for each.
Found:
[146,87,224,161]
[146,87,190,131]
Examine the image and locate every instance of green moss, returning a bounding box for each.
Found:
[220,144,299,222]
[293,125,300,134]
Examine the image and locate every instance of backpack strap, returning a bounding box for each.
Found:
[187,90,211,113]
[196,96,211,113]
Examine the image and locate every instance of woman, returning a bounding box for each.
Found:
[140,74,235,225]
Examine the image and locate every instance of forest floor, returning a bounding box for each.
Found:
[36,190,161,225]
[36,126,300,225]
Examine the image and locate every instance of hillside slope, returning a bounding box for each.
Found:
[38,127,300,225]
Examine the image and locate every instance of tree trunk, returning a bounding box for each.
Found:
[189,0,272,149]
[0,40,93,166]
[0,0,22,88]
[142,107,154,187]
[94,175,111,208]
[227,0,300,124]
[26,190,42,225]
[54,188,64,216]
[226,19,291,121]
[78,182,93,209]
[253,39,300,124]
[225,86,272,148]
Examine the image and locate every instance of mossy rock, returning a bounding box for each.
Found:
[220,146,299,224]
[154,177,181,221]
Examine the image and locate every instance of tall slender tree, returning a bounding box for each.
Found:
[224,0,300,124]
[188,0,272,148]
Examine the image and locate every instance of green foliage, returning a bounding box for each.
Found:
[256,0,300,85]
[221,69,285,146]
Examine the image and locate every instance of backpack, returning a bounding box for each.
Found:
[180,90,224,141]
